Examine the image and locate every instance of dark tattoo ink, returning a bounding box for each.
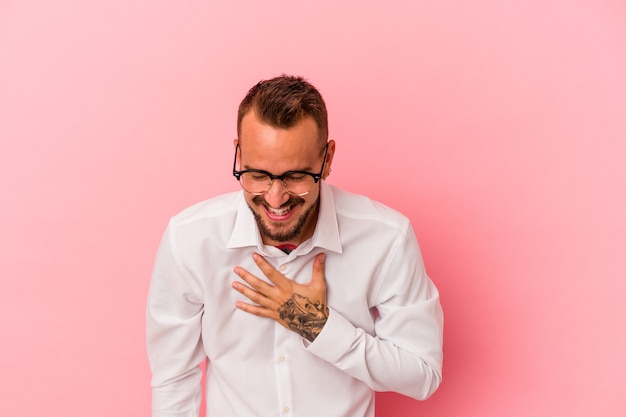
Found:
[278,294,329,341]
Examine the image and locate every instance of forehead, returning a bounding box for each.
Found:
[239,111,322,171]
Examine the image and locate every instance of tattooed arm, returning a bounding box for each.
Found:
[232,253,328,341]
[232,244,442,401]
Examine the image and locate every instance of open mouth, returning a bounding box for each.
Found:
[252,195,305,223]
[263,204,297,221]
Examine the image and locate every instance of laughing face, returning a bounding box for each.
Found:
[235,110,334,247]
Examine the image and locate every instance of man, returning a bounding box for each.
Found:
[147,75,443,417]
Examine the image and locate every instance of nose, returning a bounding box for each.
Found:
[264,178,290,208]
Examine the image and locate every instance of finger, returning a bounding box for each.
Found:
[310,253,327,288]
[234,266,276,295]
[231,280,281,310]
[235,300,280,320]
[252,253,290,289]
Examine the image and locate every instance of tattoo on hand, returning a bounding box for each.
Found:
[278,294,329,341]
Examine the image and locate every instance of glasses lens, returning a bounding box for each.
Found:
[240,172,271,194]
[239,172,314,195]
[282,173,315,195]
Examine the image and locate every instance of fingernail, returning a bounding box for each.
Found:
[319,253,326,263]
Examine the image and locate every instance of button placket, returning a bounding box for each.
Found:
[274,329,293,417]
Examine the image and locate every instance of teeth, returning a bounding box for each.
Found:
[268,206,291,216]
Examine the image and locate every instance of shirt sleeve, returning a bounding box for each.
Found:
[305,223,444,400]
[146,224,206,417]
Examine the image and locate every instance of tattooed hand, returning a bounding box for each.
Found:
[232,253,329,341]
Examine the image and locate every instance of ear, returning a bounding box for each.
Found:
[233,139,240,169]
[322,140,336,180]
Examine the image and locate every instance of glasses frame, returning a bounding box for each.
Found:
[233,143,329,196]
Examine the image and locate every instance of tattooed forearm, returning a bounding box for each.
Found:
[278,294,329,341]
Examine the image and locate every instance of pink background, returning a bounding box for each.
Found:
[1,1,625,416]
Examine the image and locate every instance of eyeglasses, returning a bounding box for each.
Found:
[233,143,329,196]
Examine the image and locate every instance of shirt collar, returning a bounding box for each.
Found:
[226,181,342,254]
[226,194,260,249]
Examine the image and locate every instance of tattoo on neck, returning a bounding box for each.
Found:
[278,293,329,341]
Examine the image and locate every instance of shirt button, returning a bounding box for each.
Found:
[279,265,287,272]
[283,406,290,413]
[278,355,286,362]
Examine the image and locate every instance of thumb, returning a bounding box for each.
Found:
[311,253,326,286]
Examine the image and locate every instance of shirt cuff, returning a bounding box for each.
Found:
[303,307,357,363]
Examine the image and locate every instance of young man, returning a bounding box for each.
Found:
[147,75,443,417]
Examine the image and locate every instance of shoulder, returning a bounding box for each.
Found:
[168,190,242,229]
[327,184,410,232]
[329,184,409,225]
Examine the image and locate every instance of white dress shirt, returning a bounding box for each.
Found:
[147,182,443,417]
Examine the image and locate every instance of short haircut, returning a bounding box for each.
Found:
[237,75,329,143]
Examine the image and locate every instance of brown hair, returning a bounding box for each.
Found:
[237,75,328,142]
